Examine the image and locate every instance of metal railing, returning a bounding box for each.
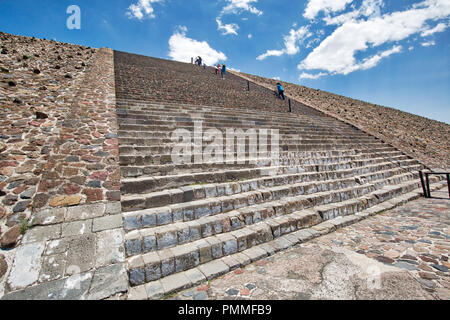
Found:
[419,171,450,198]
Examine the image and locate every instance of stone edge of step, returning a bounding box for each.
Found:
[125,180,446,300]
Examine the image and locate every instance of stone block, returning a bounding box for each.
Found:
[172,244,199,273]
[184,268,206,286]
[175,222,191,245]
[186,221,201,241]
[205,236,223,259]
[155,207,172,226]
[170,204,184,223]
[125,231,142,257]
[221,255,240,270]
[169,189,184,205]
[158,249,175,277]
[143,252,161,281]
[141,229,157,253]
[160,272,191,294]
[105,202,122,215]
[204,184,218,198]
[128,285,148,300]
[32,208,65,226]
[146,191,171,208]
[62,220,93,237]
[88,264,128,300]
[231,230,248,252]
[195,239,212,264]
[194,202,212,220]
[242,246,267,262]
[22,224,62,244]
[141,210,157,228]
[156,227,177,250]
[65,203,105,222]
[216,233,238,256]
[145,280,164,300]
[96,229,125,268]
[92,214,122,232]
[123,213,141,231]
[65,234,96,274]
[198,259,230,281]
[7,242,46,291]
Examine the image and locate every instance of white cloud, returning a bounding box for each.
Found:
[168,26,227,65]
[216,0,262,36]
[248,33,252,39]
[127,0,162,20]
[421,40,436,46]
[221,0,263,16]
[324,0,383,25]
[216,18,239,35]
[299,0,450,75]
[304,0,354,20]
[348,45,402,73]
[421,22,448,36]
[299,72,328,79]
[272,76,281,80]
[256,50,285,61]
[257,26,312,60]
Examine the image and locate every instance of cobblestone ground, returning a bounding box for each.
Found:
[170,190,449,300]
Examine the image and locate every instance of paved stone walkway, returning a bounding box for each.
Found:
[169,190,449,300]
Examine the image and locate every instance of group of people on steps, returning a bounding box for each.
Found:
[215,63,226,79]
[194,56,227,78]
[193,56,286,100]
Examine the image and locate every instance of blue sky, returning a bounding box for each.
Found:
[0,0,449,123]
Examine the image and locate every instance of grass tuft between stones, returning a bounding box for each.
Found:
[20,218,33,235]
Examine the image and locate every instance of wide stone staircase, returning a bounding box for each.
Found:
[113,51,445,297]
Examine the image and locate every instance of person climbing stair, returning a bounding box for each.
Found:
[276,82,285,100]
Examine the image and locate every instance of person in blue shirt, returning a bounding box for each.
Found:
[276,83,285,100]
[221,64,226,78]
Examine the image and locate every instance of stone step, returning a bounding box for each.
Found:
[115,100,331,121]
[118,142,394,157]
[115,100,331,118]
[124,177,443,288]
[117,126,369,136]
[117,122,364,135]
[120,156,419,182]
[115,111,357,128]
[121,163,423,212]
[122,170,421,239]
[118,132,372,141]
[120,159,422,196]
[118,138,383,149]
[119,149,406,167]
[126,179,447,299]
[117,119,363,134]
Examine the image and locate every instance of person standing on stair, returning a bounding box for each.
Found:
[276,82,285,100]
[221,64,226,79]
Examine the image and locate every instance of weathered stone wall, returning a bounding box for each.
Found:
[1,32,126,300]
[0,32,96,247]
[235,71,450,170]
